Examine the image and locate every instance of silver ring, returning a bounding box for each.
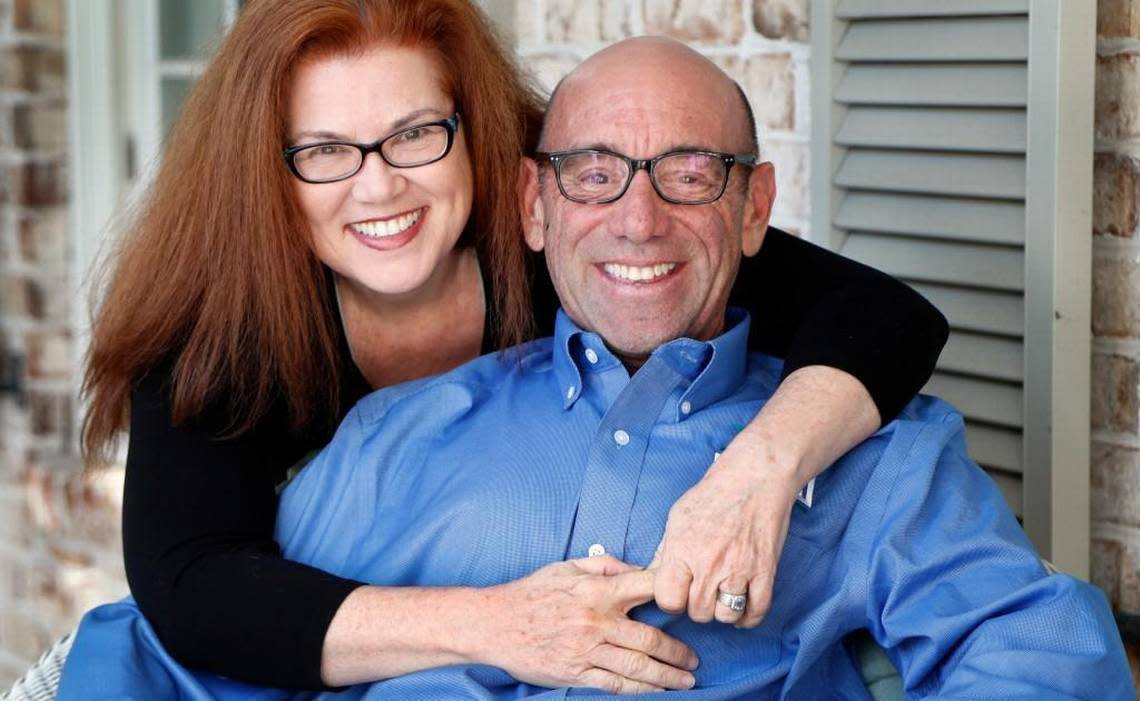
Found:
[717,590,747,611]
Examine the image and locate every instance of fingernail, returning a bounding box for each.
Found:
[684,673,696,688]
[687,656,700,670]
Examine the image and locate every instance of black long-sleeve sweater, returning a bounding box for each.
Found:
[122,228,948,689]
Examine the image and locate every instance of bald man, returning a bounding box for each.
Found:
[61,37,1131,700]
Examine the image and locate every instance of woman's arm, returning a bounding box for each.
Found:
[322,557,697,692]
[123,366,363,689]
[126,366,696,692]
[652,227,948,625]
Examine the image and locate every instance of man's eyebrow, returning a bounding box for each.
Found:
[551,142,721,155]
[290,107,451,144]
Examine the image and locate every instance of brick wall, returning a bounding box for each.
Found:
[0,0,126,686]
[1092,0,1140,687]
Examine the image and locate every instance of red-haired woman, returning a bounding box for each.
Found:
[81,0,946,692]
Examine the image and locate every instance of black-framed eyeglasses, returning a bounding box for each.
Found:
[534,148,757,205]
[283,113,460,184]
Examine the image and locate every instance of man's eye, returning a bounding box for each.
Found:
[577,170,611,185]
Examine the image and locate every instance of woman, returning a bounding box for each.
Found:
[80,0,947,693]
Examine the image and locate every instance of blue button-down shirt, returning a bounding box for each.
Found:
[60,309,1132,700]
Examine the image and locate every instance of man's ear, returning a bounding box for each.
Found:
[518,157,546,252]
[741,161,776,257]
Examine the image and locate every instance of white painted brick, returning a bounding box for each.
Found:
[742,53,795,131]
[763,139,809,221]
[644,0,744,45]
[752,0,809,42]
[518,51,580,95]
[1092,442,1140,529]
[1094,153,1140,239]
[1093,255,1140,338]
[1096,52,1140,140]
[1092,352,1140,433]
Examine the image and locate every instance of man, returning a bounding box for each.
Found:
[63,37,1131,699]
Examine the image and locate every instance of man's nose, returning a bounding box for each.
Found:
[612,170,663,242]
[352,152,406,203]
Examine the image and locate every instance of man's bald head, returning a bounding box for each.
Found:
[541,37,758,157]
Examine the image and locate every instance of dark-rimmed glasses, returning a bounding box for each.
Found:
[534,148,756,205]
[284,114,460,184]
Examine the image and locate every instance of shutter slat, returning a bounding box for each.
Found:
[836,107,1025,153]
[836,192,1024,245]
[908,283,1025,336]
[939,331,1023,381]
[924,373,1023,428]
[837,64,1028,107]
[834,150,1025,199]
[842,233,1024,291]
[837,0,1029,19]
[966,423,1023,474]
[836,17,1028,62]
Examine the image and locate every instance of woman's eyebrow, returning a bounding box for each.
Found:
[290,108,451,144]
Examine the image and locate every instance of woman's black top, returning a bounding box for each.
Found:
[122,228,948,689]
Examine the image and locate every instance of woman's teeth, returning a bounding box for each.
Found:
[603,262,677,282]
[351,209,423,238]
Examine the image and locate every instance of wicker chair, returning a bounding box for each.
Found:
[1,634,72,701]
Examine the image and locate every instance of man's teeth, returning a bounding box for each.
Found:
[602,262,677,282]
[351,209,422,238]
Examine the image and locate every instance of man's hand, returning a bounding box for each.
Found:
[484,556,698,693]
[650,365,880,629]
[650,430,799,627]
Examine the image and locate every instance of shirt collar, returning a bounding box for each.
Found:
[551,308,751,420]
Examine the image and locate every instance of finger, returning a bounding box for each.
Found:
[589,643,696,691]
[573,554,640,577]
[607,620,699,671]
[687,571,720,624]
[736,574,773,629]
[610,569,656,608]
[579,668,664,695]
[653,561,692,614]
[712,575,749,624]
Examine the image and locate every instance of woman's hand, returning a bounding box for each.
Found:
[651,366,880,628]
[482,556,698,693]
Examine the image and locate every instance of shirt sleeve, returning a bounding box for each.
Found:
[122,365,364,690]
[729,228,949,424]
[864,414,1132,697]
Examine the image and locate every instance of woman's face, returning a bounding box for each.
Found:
[287,44,474,300]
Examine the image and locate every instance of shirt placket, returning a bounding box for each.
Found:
[566,355,683,562]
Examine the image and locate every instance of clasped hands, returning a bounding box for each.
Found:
[486,437,800,693]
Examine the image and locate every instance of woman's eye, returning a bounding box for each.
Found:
[397,128,425,143]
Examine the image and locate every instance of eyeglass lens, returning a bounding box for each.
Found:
[557,151,728,203]
[292,123,452,182]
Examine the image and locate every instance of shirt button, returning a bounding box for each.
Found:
[613,429,630,446]
[588,543,606,557]
[566,386,575,399]
[680,401,692,415]
[584,348,599,364]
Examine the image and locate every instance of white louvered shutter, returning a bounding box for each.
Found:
[811,0,1095,575]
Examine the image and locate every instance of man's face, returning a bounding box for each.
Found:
[522,42,775,366]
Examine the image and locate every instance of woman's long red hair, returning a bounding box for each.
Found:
[82,0,544,461]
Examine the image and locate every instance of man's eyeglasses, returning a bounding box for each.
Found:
[534,148,756,205]
[284,114,460,184]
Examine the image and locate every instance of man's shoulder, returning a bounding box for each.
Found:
[350,338,556,427]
